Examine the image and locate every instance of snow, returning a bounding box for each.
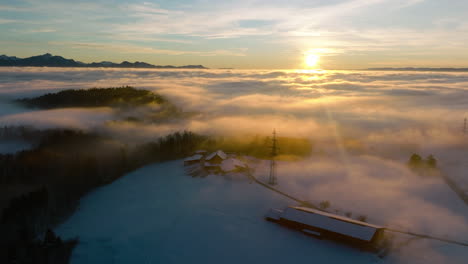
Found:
[56,160,468,264]
[206,150,227,161]
[281,207,380,241]
[184,154,203,162]
[195,150,207,154]
[221,158,245,172]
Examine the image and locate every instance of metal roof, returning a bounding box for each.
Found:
[292,206,383,229]
[281,206,383,241]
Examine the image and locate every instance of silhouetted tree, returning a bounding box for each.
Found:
[408,153,423,169]
[426,154,437,169]
[16,86,166,109]
[44,228,57,245]
[357,215,368,222]
[319,200,330,210]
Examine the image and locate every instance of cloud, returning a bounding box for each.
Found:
[2,67,467,149]
[48,41,247,57]
[0,18,17,24]
[0,108,115,130]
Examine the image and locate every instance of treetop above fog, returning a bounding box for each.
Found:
[16,86,166,109]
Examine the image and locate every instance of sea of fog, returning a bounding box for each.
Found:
[1,68,468,263]
[1,68,468,142]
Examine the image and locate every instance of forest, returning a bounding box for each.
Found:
[15,86,166,109]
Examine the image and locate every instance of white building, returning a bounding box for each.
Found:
[265,206,385,251]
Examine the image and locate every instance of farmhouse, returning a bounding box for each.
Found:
[183,150,247,175]
[265,206,385,251]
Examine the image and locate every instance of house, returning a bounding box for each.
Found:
[265,206,385,251]
[184,154,203,166]
[205,150,227,164]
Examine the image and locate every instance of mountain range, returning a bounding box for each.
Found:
[367,67,468,72]
[0,53,207,69]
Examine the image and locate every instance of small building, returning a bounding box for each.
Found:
[265,206,385,251]
[184,154,203,166]
[205,150,227,164]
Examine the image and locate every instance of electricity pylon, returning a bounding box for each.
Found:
[268,129,278,185]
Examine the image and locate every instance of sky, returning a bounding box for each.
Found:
[1,0,468,69]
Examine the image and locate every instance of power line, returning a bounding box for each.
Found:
[250,170,468,248]
[386,228,468,247]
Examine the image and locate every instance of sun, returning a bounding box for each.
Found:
[305,53,320,68]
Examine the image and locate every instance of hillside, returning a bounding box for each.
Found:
[15,86,166,109]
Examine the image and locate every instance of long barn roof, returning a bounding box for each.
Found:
[282,206,383,242]
[292,207,383,229]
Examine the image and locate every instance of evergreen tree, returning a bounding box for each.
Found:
[426,154,437,169]
[319,200,330,210]
[408,153,422,168]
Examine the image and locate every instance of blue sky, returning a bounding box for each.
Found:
[1,0,468,68]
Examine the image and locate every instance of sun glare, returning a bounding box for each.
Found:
[305,53,320,68]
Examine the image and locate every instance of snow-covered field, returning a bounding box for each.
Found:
[57,160,468,264]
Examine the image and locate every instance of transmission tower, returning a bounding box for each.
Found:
[268,129,278,185]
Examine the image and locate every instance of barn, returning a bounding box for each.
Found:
[265,206,385,251]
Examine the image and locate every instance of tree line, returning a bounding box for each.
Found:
[15,86,166,109]
[407,153,438,176]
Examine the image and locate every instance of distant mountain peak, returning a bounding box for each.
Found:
[0,53,208,69]
[0,55,19,60]
[367,67,468,72]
